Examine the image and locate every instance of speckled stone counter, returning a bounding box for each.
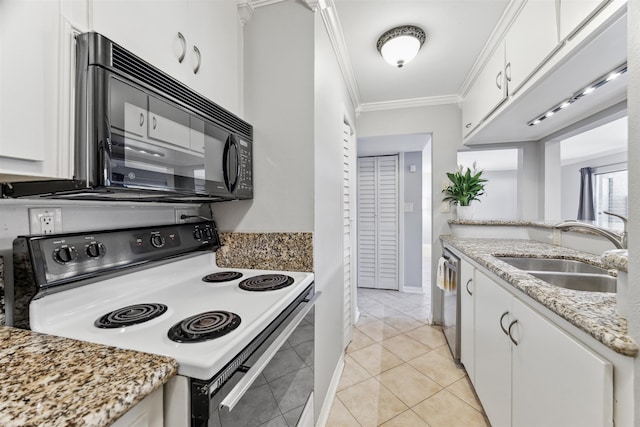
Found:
[216,232,313,272]
[449,219,556,228]
[441,236,638,357]
[0,327,177,426]
[603,249,629,272]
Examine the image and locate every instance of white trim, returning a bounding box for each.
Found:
[316,353,345,427]
[248,0,286,8]
[359,95,462,112]
[319,0,361,109]
[458,0,525,97]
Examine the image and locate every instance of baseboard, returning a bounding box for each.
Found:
[315,352,345,427]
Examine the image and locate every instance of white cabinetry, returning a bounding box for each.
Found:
[0,0,81,181]
[459,259,475,383]
[462,41,506,135]
[505,0,558,95]
[90,0,238,110]
[473,269,613,427]
[559,0,611,41]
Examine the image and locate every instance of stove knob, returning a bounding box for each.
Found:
[193,229,203,240]
[86,242,106,258]
[203,228,213,240]
[54,246,77,264]
[150,234,165,248]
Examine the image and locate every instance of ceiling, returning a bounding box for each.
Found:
[560,116,628,165]
[332,0,511,109]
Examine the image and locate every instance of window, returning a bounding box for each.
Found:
[594,166,627,231]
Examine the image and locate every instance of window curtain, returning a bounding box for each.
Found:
[577,167,595,221]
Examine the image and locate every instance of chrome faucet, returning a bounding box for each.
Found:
[554,211,628,249]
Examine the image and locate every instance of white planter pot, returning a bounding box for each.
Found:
[456,205,474,220]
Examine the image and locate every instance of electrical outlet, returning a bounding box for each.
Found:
[175,209,191,224]
[29,208,62,235]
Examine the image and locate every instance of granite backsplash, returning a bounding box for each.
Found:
[216,233,313,272]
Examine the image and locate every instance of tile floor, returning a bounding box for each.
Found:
[327,288,490,427]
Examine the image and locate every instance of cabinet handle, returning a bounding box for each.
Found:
[508,320,519,345]
[465,278,473,296]
[152,116,157,130]
[193,45,201,74]
[177,32,187,63]
[139,113,145,127]
[505,62,512,82]
[496,71,503,90]
[465,123,472,129]
[499,311,509,335]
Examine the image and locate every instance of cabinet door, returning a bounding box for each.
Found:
[559,0,610,41]
[474,270,512,427]
[511,298,613,427]
[505,0,559,95]
[91,0,186,83]
[184,0,239,110]
[459,259,475,384]
[462,41,506,135]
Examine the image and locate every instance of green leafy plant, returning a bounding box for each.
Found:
[442,163,488,206]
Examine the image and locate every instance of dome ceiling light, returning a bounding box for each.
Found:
[376,25,426,68]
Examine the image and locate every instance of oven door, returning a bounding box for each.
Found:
[193,289,319,427]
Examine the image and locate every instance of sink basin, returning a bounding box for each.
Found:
[497,257,608,275]
[528,272,616,293]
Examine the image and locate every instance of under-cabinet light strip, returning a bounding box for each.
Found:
[527,62,628,127]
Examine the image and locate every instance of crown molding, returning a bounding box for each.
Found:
[319,0,361,109]
[458,0,526,97]
[237,0,255,25]
[248,0,287,8]
[359,95,462,113]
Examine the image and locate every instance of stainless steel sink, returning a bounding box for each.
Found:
[497,257,608,275]
[528,272,616,293]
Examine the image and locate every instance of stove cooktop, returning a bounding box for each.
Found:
[28,252,314,380]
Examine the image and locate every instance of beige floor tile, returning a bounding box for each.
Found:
[447,377,483,412]
[357,320,402,342]
[432,344,454,360]
[404,308,431,323]
[338,355,372,391]
[380,334,432,361]
[356,312,379,326]
[349,343,404,376]
[408,350,466,387]
[381,314,425,332]
[376,364,442,407]
[413,389,489,427]
[327,398,361,427]
[347,328,377,353]
[337,377,408,427]
[380,409,431,427]
[405,325,447,348]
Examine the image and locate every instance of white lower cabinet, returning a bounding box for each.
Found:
[473,269,614,427]
[459,260,475,383]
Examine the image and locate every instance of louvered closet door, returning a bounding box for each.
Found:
[357,155,399,290]
[343,124,353,349]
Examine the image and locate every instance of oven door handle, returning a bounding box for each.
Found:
[218,291,321,412]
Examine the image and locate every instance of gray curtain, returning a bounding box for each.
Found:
[577,167,595,221]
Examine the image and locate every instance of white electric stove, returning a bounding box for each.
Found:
[11,221,316,427]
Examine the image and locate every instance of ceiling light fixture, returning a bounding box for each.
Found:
[376,25,426,68]
[527,62,627,127]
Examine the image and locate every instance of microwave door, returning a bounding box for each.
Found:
[203,123,232,197]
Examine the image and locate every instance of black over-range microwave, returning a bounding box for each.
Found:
[2,32,252,202]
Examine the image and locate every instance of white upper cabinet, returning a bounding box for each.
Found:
[90,0,239,111]
[505,0,559,95]
[462,41,507,136]
[560,0,611,41]
[0,0,81,181]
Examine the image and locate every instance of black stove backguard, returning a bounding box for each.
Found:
[10,221,220,329]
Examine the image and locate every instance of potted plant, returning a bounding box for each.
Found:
[442,163,487,219]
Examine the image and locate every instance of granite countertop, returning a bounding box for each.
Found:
[441,237,638,357]
[449,219,557,228]
[602,249,629,272]
[0,327,178,426]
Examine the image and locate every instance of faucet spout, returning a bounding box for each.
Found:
[554,218,627,250]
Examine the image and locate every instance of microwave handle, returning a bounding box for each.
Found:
[218,291,321,412]
[223,136,240,193]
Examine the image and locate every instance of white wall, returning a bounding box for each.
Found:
[560,151,628,221]
[626,0,640,423]
[211,1,315,233]
[313,6,357,422]
[357,104,461,322]
[403,151,423,288]
[473,169,518,220]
